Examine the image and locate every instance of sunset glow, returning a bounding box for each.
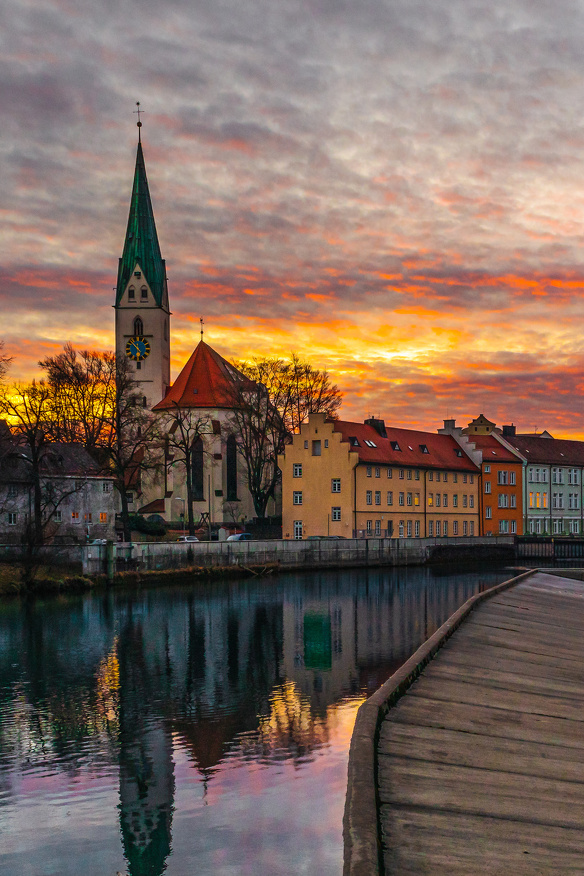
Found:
[3,0,584,436]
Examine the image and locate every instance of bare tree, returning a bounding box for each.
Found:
[157,404,211,535]
[0,341,11,384]
[228,354,342,519]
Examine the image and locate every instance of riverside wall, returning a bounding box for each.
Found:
[81,536,515,577]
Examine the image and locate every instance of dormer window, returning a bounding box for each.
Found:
[133,317,144,336]
[128,287,136,300]
[364,439,377,448]
[140,286,148,300]
[349,436,360,447]
[419,444,429,453]
[390,441,401,451]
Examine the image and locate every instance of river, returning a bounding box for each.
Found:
[0,564,511,876]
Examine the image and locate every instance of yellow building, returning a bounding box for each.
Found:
[279,414,481,539]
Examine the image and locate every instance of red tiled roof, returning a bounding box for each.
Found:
[331,421,480,471]
[505,434,584,465]
[152,340,253,411]
[466,434,522,463]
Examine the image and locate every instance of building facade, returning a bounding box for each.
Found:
[279,414,481,539]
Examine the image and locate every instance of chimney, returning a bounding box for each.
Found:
[502,424,516,437]
[364,417,387,438]
[443,419,456,431]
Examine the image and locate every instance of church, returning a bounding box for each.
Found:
[114,128,277,530]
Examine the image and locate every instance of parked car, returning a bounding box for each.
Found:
[177,535,199,543]
[89,538,108,545]
[227,532,253,542]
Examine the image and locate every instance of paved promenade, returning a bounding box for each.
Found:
[378,572,584,874]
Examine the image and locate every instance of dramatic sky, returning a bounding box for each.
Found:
[3,0,584,436]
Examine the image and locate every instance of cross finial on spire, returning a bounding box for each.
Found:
[200,317,204,340]
[134,101,144,141]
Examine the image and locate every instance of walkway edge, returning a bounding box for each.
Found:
[342,568,535,876]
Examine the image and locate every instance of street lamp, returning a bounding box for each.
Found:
[177,497,186,536]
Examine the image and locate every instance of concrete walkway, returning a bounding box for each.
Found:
[378,572,584,875]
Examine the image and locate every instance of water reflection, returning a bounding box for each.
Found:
[0,565,508,876]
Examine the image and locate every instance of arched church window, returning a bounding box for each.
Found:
[140,286,148,300]
[192,437,204,501]
[128,287,135,301]
[142,396,147,408]
[226,434,238,500]
[133,317,143,336]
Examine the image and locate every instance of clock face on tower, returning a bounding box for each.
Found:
[126,336,151,361]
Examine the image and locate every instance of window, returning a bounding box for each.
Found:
[499,519,509,533]
[443,521,448,537]
[406,492,412,506]
[453,473,458,483]
[405,520,411,537]
[552,467,565,485]
[366,520,372,534]
[529,491,534,509]
[71,511,80,523]
[485,506,492,519]
[543,492,548,509]
[428,493,434,506]
[312,440,321,456]
[133,316,144,336]
[406,469,412,480]
[569,468,579,485]
[463,474,468,484]
[414,493,420,506]
[375,520,381,535]
[54,510,62,523]
[387,468,393,479]
[510,471,516,485]
[470,475,474,485]
[420,444,429,454]
[463,521,468,536]
[226,434,238,500]
[569,492,579,509]
[484,464,491,473]
[428,521,434,537]
[435,494,441,507]
[127,493,134,505]
[570,520,580,534]
[304,440,308,449]
[462,495,468,508]
[453,521,458,535]
[415,520,420,537]
[331,478,341,492]
[453,494,458,507]
[140,286,148,300]
[485,481,491,494]
[128,286,135,300]
[8,512,17,525]
[294,520,303,539]
[375,467,380,478]
[415,469,420,480]
[387,491,393,506]
[192,437,204,500]
[102,482,111,492]
[428,471,434,481]
[399,492,405,506]
[498,494,509,508]
[366,490,372,505]
[375,491,381,505]
[469,495,474,508]
[324,439,329,448]
[99,512,107,524]
[399,469,405,479]
[510,495,516,508]
[443,473,448,483]
[443,494,448,507]
[390,441,401,451]
[7,485,17,498]
[293,464,303,478]
[436,521,441,537]
[332,507,341,521]
[367,466,372,477]
[293,491,303,505]
[85,513,92,524]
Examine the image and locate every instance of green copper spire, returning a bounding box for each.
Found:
[116,140,167,306]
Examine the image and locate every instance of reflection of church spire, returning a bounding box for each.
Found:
[118,619,174,876]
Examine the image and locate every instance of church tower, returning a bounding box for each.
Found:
[115,126,170,409]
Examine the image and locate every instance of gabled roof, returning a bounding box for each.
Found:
[331,421,480,472]
[0,441,102,484]
[505,434,584,466]
[467,434,522,463]
[152,340,254,411]
[116,141,167,307]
